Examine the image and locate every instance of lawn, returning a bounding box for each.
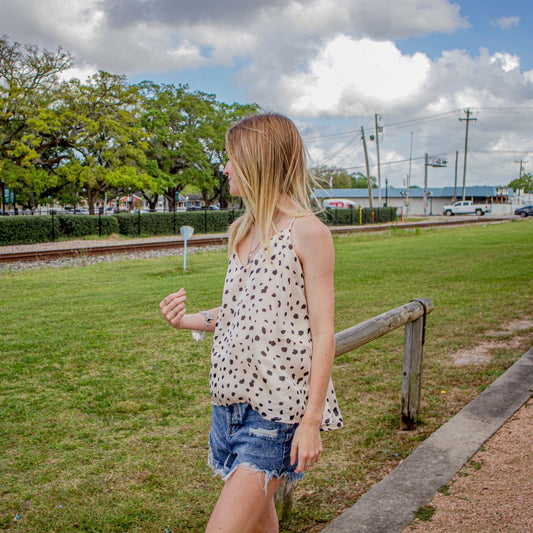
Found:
[1,220,532,532]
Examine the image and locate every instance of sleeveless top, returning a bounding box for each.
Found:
[210,219,343,430]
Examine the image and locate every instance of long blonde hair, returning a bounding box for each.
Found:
[226,113,319,253]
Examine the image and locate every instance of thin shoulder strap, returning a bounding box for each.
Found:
[288,216,297,230]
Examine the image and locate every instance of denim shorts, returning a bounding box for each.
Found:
[208,403,304,489]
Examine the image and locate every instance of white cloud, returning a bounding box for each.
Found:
[59,64,99,83]
[489,52,520,72]
[277,36,431,116]
[0,0,469,76]
[491,16,520,30]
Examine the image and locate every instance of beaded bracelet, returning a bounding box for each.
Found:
[192,310,214,341]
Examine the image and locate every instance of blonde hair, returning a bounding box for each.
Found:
[226,113,319,253]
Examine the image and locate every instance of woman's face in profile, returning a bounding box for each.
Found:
[224,160,241,197]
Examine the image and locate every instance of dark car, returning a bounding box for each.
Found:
[514,205,533,218]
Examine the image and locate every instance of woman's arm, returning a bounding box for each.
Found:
[160,288,221,333]
[290,216,336,473]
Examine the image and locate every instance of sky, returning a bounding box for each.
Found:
[1,0,532,190]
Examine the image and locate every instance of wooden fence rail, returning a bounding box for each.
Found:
[275,297,434,521]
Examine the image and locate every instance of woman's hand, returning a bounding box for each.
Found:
[290,416,323,474]
[160,288,187,329]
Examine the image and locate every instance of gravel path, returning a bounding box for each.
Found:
[404,400,533,532]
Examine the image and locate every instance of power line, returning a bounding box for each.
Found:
[312,134,361,166]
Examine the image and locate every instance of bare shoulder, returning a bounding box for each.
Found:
[292,214,334,259]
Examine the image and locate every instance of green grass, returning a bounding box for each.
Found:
[413,504,436,522]
[1,220,532,532]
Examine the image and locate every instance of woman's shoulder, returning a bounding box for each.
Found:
[292,212,331,237]
[291,213,333,255]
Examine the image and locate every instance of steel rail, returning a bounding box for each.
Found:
[0,236,227,263]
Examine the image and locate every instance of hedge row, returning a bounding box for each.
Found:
[0,207,397,245]
[113,209,244,237]
[0,213,119,245]
[319,206,397,226]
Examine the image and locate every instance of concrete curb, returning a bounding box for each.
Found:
[321,347,533,533]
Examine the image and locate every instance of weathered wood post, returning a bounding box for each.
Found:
[401,299,428,430]
[274,297,434,522]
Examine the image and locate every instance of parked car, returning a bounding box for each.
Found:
[323,199,360,209]
[514,205,533,218]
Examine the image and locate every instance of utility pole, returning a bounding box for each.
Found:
[514,159,527,192]
[459,108,477,201]
[453,150,459,203]
[405,131,413,217]
[424,154,447,216]
[374,113,382,206]
[361,126,373,209]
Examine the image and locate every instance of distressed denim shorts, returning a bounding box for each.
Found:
[208,403,304,489]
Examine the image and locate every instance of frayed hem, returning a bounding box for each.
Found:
[207,450,303,495]
[228,463,303,495]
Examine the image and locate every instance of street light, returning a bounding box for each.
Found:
[218,163,224,209]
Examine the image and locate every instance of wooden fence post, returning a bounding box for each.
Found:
[275,298,432,522]
[401,305,427,429]
[274,478,294,523]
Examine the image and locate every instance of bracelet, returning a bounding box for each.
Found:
[192,310,214,342]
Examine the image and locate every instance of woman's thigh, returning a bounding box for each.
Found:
[205,466,282,533]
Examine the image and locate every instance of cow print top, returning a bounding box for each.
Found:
[210,220,343,430]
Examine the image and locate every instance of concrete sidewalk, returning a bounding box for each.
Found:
[321,346,533,533]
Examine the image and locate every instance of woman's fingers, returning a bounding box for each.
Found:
[160,289,187,326]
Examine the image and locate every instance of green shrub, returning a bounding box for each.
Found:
[319,206,397,226]
[57,214,119,238]
[0,215,57,245]
[0,207,395,246]
[0,213,120,245]
[112,209,244,237]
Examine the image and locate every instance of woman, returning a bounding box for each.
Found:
[160,113,342,533]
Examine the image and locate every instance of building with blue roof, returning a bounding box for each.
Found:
[313,186,513,216]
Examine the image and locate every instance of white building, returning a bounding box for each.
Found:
[314,186,514,216]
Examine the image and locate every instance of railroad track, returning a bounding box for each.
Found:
[0,236,227,263]
[0,217,513,264]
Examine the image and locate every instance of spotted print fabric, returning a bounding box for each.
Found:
[210,223,343,430]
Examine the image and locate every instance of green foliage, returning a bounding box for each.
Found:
[508,172,533,193]
[0,214,56,244]
[0,207,398,245]
[57,214,119,238]
[311,166,378,189]
[112,210,244,237]
[137,81,258,210]
[0,35,259,213]
[0,214,119,244]
[414,505,436,522]
[351,171,377,188]
[319,206,397,225]
[0,35,72,209]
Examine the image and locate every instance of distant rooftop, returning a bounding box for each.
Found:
[314,186,513,199]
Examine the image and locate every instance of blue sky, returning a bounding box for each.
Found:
[400,1,532,68]
[1,0,532,189]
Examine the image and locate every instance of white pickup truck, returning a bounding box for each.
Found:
[442,201,491,216]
